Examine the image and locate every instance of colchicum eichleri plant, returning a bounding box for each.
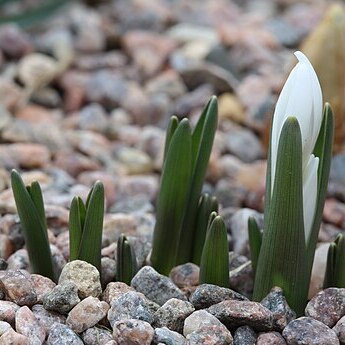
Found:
[250,51,334,315]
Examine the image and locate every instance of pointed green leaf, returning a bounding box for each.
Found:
[307,104,334,268]
[324,234,345,288]
[116,234,138,285]
[334,234,345,287]
[28,181,47,230]
[69,196,84,261]
[163,116,179,161]
[11,170,55,281]
[151,119,193,275]
[253,117,307,315]
[323,242,336,289]
[78,181,104,272]
[199,215,229,288]
[248,216,262,275]
[191,193,219,265]
[177,96,218,263]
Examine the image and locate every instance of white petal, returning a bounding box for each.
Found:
[303,155,319,243]
[270,51,322,194]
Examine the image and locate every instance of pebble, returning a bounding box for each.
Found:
[58,260,102,299]
[190,284,247,309]
[0,328,29,345]
[154,298,195,333]
[224,122,264,163]
[256,331,287,345]
[101,281,134,305]
[100,257,117,287]
[233,325,257,345]
[0,321,11,336]
[261,287,296,331]
[46,323,83,345]
[183,310,228,336]
[305,288,345,328]
[0,24,32,59]
[31,304,66,334]
[107,291,156,327]
[282,317,339,345]
[333,315,345,344]
[186,325,234,345]
[154,327,186,345]
[229,208,263,256]
[78,103,109,133]
[0,300,20,325]
[66,296,109,333]
[112,319,154,345]
[82,326,113,345]
[169,263,200,288]
[131,266,187,306]
[218,92,246,123]
[0,270,37,307]
[30,274,56,304]
[115,147,153,174]
[43,282,80,314]
[15,306,46,343]
[206,299,273,331]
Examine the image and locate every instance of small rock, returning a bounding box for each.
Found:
[115,147,153,174]
[218,93,245,123]
[43,282,80,314]
[257,331,287,345]
[233,325,257,345]
[169,263,200,288]
[66,296,109,333]
[333,314,345,344]
[101,282,134,305]
[107,291,156,327]
[184,310,228,337]
[154,298,195,333]
[78,103,108,133]
[207,300,273,331]
[282,317,339,345]
[224,123,264,163]
[186,325,233,345]
[15,306,46,343]
[0,24,32,59]
[0,328,29,344]
[154,327,186,345]
[190,284,247,309]
[305,288,345,327]
[145,70,187,99]
[131,266,186,306]
[229,208,262,256]
[6,249,29,271]
[58,260,102,299]
[82,326,113,345]
[31,304,66,334]
[0,300,20,324]
[0,321,11,336]
[46,323,83,345]
[101,257,117,287]
[30,274,56,304]
[113,319,154,345]
[261,287,296,331]
[0,270,37,306]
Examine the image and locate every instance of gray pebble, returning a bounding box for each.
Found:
[47,323,84,345]
[43,282,80,314]
[190,283,247,309]
[282,317,339,345]
[131,266,186,306]
[154,298,194,333]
